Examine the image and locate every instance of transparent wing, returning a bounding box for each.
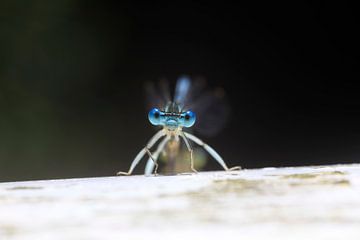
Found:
[144,78,171,111]
[174,76,191,110]
[182,77,231,137]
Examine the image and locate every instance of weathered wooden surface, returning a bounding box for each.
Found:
[1,164,360,240]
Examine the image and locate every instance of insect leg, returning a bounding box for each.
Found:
[117,129,166,176]
[144,148,159,176]
[180,131,197,173]
[183,132,241,171]
[144,135,171,176]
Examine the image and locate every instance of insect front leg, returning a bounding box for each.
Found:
[183,132,241,171]
[144,135,170,176]
[117,129,166,176]
[144,148,159,176]
[180,131,197,173]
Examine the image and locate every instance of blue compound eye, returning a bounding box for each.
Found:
[148,108,162,125]
[181,110,196,128]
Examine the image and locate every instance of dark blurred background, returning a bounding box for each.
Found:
[0,2,359,181]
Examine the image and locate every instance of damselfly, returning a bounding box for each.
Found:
[117,76,240,176]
